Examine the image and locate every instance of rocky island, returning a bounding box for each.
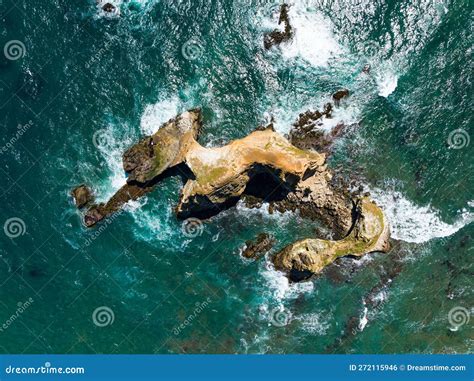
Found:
[73,2,391,281]
[74,108,390,281]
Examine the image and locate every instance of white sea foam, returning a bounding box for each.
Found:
[258,2,343,68]
[376,70,399,98]
[94,123,133,202]
[126,198,177,243]
[96,0,122,18]
[271,99,360,136]
[140,97,180,135]
[260,260,314,302]
[234,201,295,224]
[370,188,474,243]
[295,312,331,335]
[371,289,388,305]
[282,4,344,67]
[358,305,369,331]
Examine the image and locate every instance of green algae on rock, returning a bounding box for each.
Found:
[273,197,390,280]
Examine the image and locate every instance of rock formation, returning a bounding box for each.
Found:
[71,185,94,209]
[76,109,390,280]
[264,4,293,49]
[332,89,350,106]
[241,233,274,260]
[273,197,390,281]
[289,93,353,155]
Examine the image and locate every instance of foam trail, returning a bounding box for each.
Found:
[94,123,134,202]
[376,71,398,98]
[370,188,473,243]
[358,305,368,331]
[295,312,331,335]
[260,260,314,302]
[260,2,343,67]
[271,101,361,135]
[124,197,177,244]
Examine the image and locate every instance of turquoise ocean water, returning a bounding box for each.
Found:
[0,0,472,353]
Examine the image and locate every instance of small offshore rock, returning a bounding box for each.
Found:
[332,89,350,105]
[102,3,116,13]
[84,207,104,227]
[71,185,94,209]
[264,4,293,49]
[241,233,274,260]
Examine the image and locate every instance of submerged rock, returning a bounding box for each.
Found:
[97,1,120,17]
[264,4,293,49]
[77,109,390,280]
[241,233,274,260]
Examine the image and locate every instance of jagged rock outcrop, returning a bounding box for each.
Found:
[123,110,201,183]
[289,93,354,154]
[264,4,293,49]
[76,109,390,279]
[332,89,350,105]
[83,110,201,227]
[71,185,94,209]
[241,233,274,260]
